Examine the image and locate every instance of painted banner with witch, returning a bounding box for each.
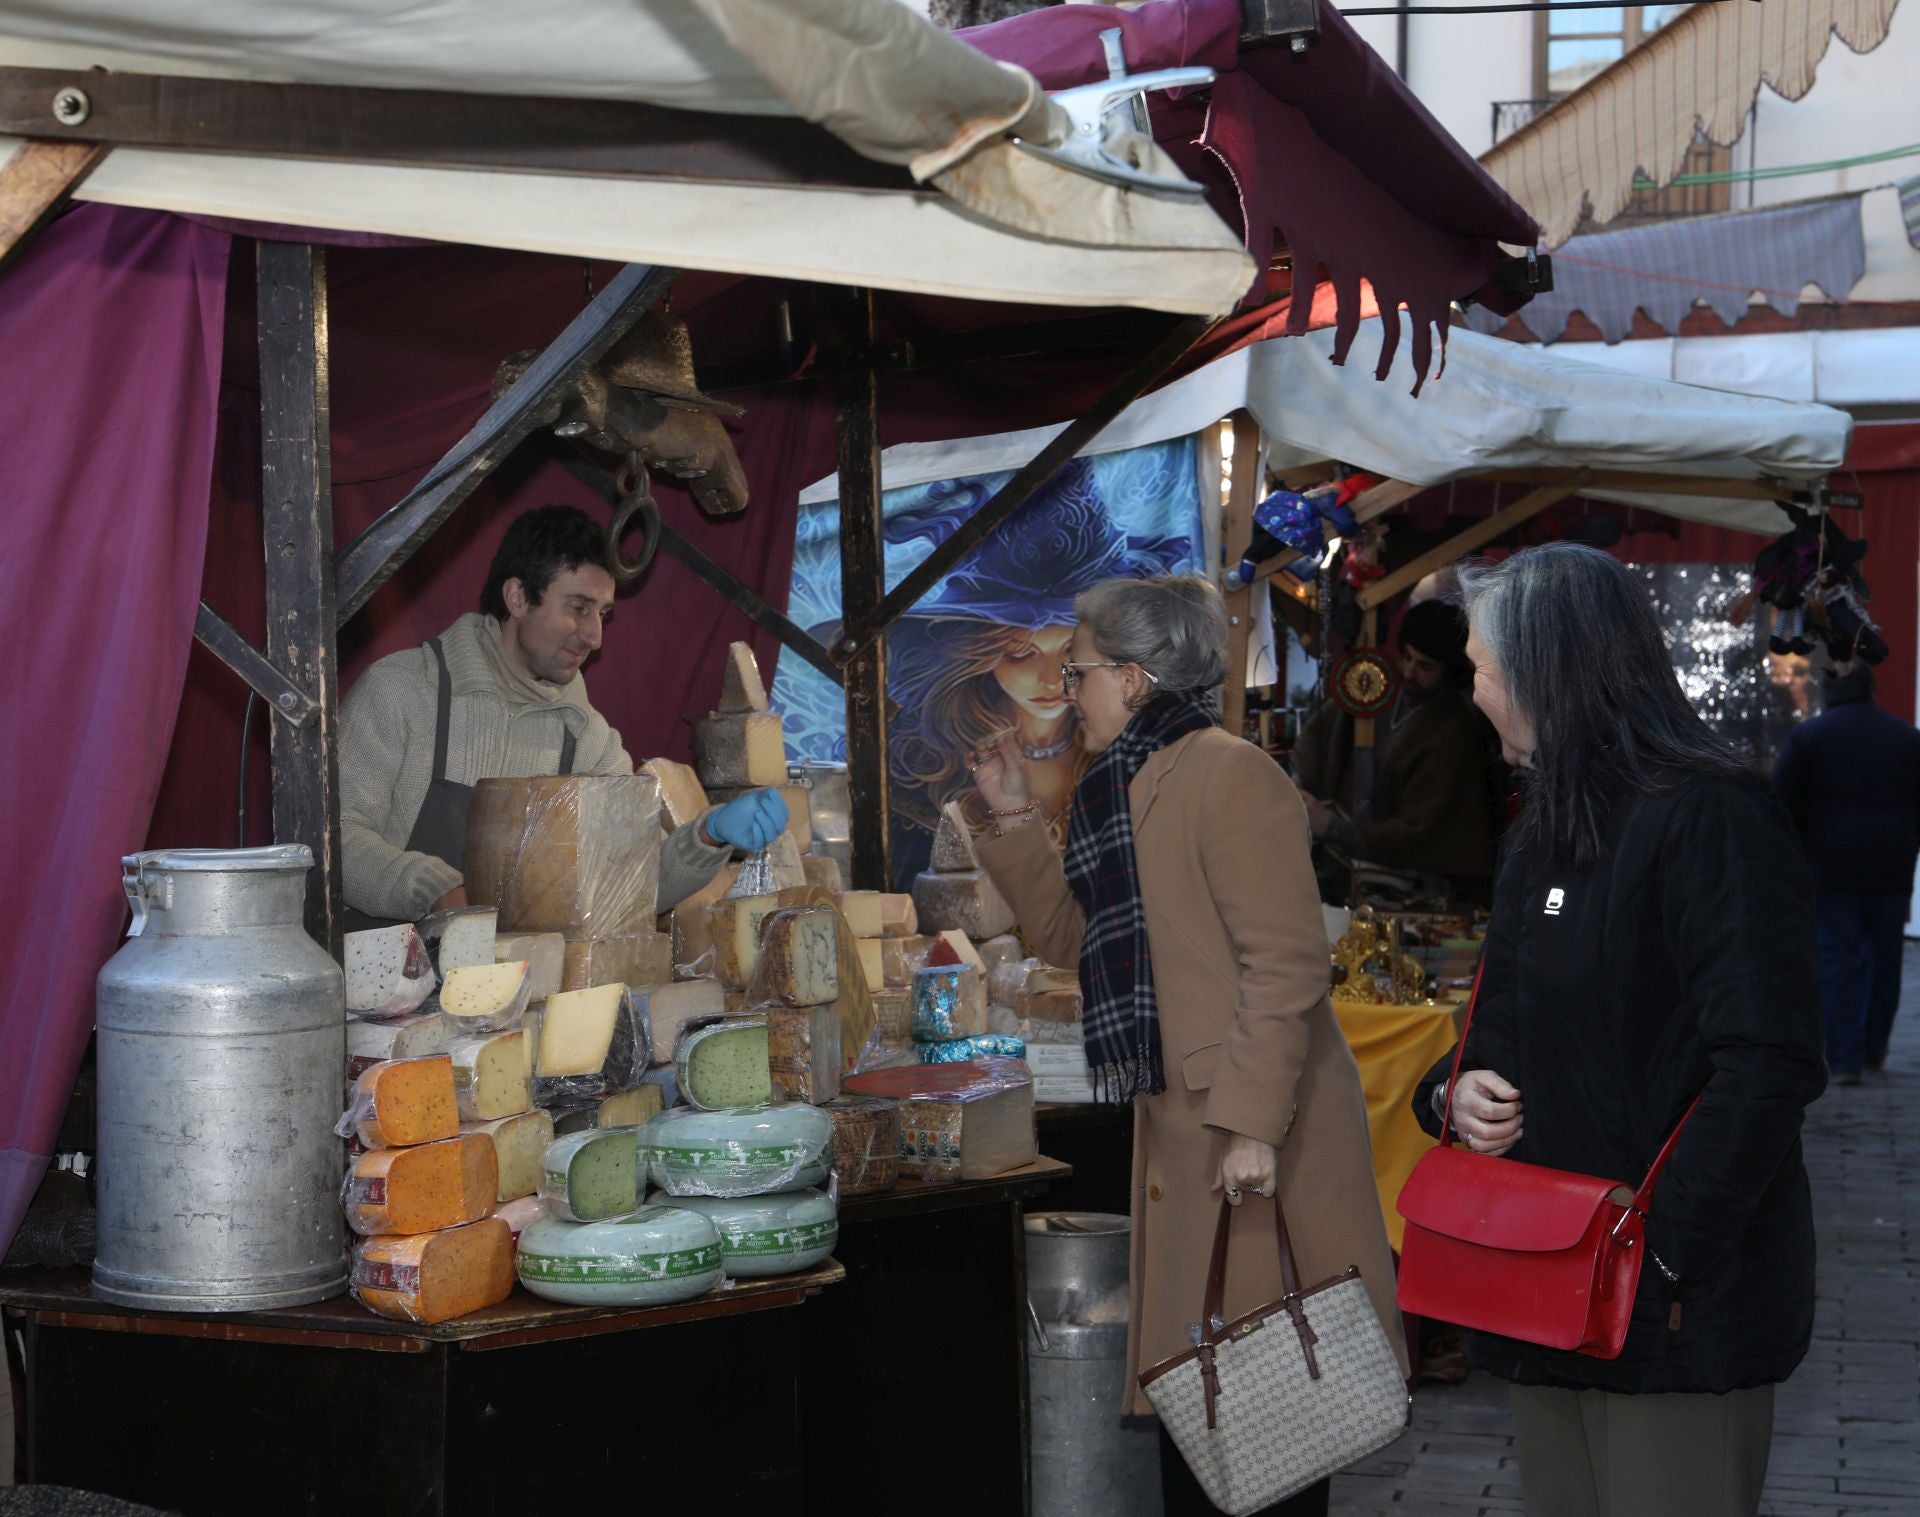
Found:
[772,439,1206,890]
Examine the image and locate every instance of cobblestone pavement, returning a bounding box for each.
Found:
[1331,944,1920,1517]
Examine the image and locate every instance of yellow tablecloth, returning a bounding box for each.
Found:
[1332,999,1460,1252]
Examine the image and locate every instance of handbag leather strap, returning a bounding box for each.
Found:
[1438,951,1702,1214]
[1194,1192,1324,1427]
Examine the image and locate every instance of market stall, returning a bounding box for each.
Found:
[0,1,1546,1508]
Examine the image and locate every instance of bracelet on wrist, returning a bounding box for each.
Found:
[989,802,1041,834]
[1647,1246,1680,1285]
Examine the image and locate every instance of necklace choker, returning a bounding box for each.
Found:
[1021,731,1077,762]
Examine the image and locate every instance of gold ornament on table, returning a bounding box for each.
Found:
[1330,907,1428,1005]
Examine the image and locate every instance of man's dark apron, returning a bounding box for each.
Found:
[343,637,574,933]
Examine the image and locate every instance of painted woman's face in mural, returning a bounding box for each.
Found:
[992,625,1075,725]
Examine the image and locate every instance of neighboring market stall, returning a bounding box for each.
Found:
[0,0,1545,1507]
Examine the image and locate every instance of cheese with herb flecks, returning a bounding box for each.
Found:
[445,1029,532,1121]
[343,1133,497,1236]
[439,960,532,1032]
[538,1126,643,1222]
[344,924,437,1017]
[351,1217,513,1324]
[678,1017,772,1110]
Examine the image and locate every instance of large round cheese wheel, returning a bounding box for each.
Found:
[668,1189,839,1278]
[515,1205,724,1306]
[641,1103,834,1199]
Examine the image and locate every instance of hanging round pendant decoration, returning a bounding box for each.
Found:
[1330,650,1399,718]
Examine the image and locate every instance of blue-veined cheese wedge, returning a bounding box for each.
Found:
[515,1205,724,1306]
[641,1102,834,1198]
[667,1188,839,1278]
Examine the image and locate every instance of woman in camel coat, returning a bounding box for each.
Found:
[973,575,1405,1517]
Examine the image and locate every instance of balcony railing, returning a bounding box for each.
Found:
[1490,98,1556,145]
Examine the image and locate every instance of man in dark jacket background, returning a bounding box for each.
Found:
[1772,662,1920,1081]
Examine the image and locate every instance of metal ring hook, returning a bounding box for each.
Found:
[607,458,662,582]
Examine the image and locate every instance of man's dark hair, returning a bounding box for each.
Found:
[480,506,610,620]
[1398,598,1469,674]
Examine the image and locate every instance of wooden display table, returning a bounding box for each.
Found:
[3,1261,842,1514]
[802,1156,1071,1517]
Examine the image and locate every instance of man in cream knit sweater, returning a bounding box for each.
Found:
[340,506,786,926]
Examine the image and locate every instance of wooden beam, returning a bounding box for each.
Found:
[192,603,317,727]
[1350,478,1427,525]
[334,262,675,626]
[0,67,910,194]
[834,290,891,892]
[1356,471,1593,612]
[1221,412,1262,738]
[0,138,104,274]
[257,242,344,957]
[838,314,1212,658]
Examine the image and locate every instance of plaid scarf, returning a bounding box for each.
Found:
[1064,688,1221,1103]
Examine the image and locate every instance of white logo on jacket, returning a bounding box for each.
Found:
[1544,887,1565,916]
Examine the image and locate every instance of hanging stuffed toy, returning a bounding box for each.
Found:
[1742,505,1886,664]
[1231,477,1367,587]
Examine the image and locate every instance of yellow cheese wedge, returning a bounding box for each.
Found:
[691,711,786,789]
[641,758,710,832]
[343,1133,497,1236]
[494,932,566,1001]
[352,1218,514,1325]
[445,1029,533,1122]
[855,938,885,994]
[536,983,627,1078]
[718,640,769,712]
[461,1108,554,1202]
[348,1055,460,1148]
[440,960,533,1031]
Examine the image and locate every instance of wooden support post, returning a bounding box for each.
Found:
[835,290,891,891]
[0,139,104,274]
[258,241,344,956]
[1221,412,1262,740]
[1356,471,1593,613]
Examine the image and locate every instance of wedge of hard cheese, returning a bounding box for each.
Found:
[854,938,885,994]
[419,906,497,975]
[493,931,566,1002]
[465,773,663,937]
[843,1056,1037,1181]
[346,1013,459,1082]
[534,983,646,1090]
[552,1084,665,1135]
[343,1133,497,1236]
[445,1029,533,1122]
[351,1217,514,1324]
[678,1016,772,1111]
[879,935,929,987]
[631,979,726,1067]
[462,1108,554,1202]
[757,906,840,1007]
[911,869,1016,940]
[708,893,787,989]
[344,924,437,1018]
[439,960,533,1034]
[666,861,738,969]
[718,640,770,712]
[824,1094,900,1196]
[344,1055,460,1148]
[837,891,917,940]
[929,800,981,872]
[767,1003,842,1105]
[691,711,786,789]
[561,931,672,993]
[640,758,710,833]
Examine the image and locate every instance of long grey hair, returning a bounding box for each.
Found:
[1460,543,1747,867]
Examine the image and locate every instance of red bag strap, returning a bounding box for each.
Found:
[1438,951,1703,1200]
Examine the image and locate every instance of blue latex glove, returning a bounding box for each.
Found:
[704,788,789,852]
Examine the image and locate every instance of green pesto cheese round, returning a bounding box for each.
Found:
[666,1188,839,1278]
[641,1102,835,1199]
[537,1126,642,1222]
[515,1206,724,1306]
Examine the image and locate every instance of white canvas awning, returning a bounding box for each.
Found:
[0,0,1255,314]
[800,323,1855,536]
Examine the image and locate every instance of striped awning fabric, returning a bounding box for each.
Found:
[1481,0,1903,247]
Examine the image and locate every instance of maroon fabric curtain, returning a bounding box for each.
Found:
[0,206,231,1255]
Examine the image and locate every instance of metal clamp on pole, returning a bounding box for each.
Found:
[1012,28,1215,197]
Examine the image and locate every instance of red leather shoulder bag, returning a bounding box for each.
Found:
[1394,960,1700,1359]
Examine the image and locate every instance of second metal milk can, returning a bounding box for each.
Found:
[94,845,348,1312]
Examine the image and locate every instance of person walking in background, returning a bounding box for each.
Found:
[1418,544,1825,1517]
[1772,660,1920,1082]
[973,575,1405,1517]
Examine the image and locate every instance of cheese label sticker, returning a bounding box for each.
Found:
[721,1220,839,1259]
[517,1242,722,1284]
[352,1257,420,1294]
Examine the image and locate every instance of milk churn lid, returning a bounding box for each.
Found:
[124,844,314,874]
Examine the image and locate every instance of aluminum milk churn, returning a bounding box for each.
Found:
[1026,1212,1164,1517]
[94,846,348,1311]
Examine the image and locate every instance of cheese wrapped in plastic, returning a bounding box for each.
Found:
[843,1056,1036,1181]
[641,1102,835,1199]
[464,774,663,938]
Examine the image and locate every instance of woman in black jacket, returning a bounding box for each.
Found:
[1415,544,1827,1517]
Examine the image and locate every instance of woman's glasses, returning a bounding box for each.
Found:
[1060,661,1159,695]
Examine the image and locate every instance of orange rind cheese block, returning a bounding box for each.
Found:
[351,1217,515,1324]
[343,1133,498,1236]
[348,1055,460,1148]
